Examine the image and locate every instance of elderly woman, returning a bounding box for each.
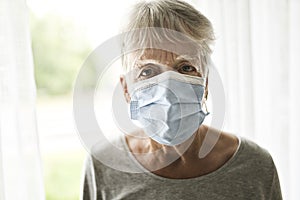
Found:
[82,0,282,199]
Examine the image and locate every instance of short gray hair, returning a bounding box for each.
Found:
[121,0,215,77]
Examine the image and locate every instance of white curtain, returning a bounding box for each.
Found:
[193,0,300,199]
[0,0,45,199]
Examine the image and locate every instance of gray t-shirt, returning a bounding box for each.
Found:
[81,136,282,200]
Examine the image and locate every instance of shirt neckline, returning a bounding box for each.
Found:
[120,134,244,182]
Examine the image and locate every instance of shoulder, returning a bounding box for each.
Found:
[239,137,274,164]
[90,136,125,157]
[217,130,273,166]
[232,137,278,180]
[88,135,143,174]
[213,129,277,178]
[214,131,276,172]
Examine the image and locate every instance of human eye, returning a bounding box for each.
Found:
[140,68,153,77]
[178,64,197,74]
[137,65,161,80]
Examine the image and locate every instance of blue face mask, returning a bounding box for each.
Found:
[129,71,209,146]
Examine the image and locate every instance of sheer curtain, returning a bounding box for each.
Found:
[0,0,45,199]
[192,0,300,199]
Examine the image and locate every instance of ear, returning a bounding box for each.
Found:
[120,75,131,103]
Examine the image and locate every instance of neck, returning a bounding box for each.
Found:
[161,125,208,162]
[125,125,239,178]
[125,125,209,164]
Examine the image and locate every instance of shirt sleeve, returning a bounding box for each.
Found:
[81,155,98,200]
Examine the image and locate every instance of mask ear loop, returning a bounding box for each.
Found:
[201,75,210,116]
[202,99,210,116]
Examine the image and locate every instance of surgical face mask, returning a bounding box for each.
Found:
[128,71,209,146]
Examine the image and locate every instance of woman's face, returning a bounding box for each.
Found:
[120,48,207,102]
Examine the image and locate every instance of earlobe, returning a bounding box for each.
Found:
[120,75,131,103]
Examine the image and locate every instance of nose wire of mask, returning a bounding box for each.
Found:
[128,71,209,146]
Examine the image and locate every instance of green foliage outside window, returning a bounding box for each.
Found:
[30,13,91,96]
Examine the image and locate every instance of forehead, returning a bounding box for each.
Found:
[138,49,177,65]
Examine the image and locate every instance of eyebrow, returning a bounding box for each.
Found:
[134,59,168,69]
[173,57,193,65]
[175,55,197,63]
[135,55,199,70]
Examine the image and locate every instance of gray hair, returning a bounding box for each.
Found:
[121,0,215,77]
